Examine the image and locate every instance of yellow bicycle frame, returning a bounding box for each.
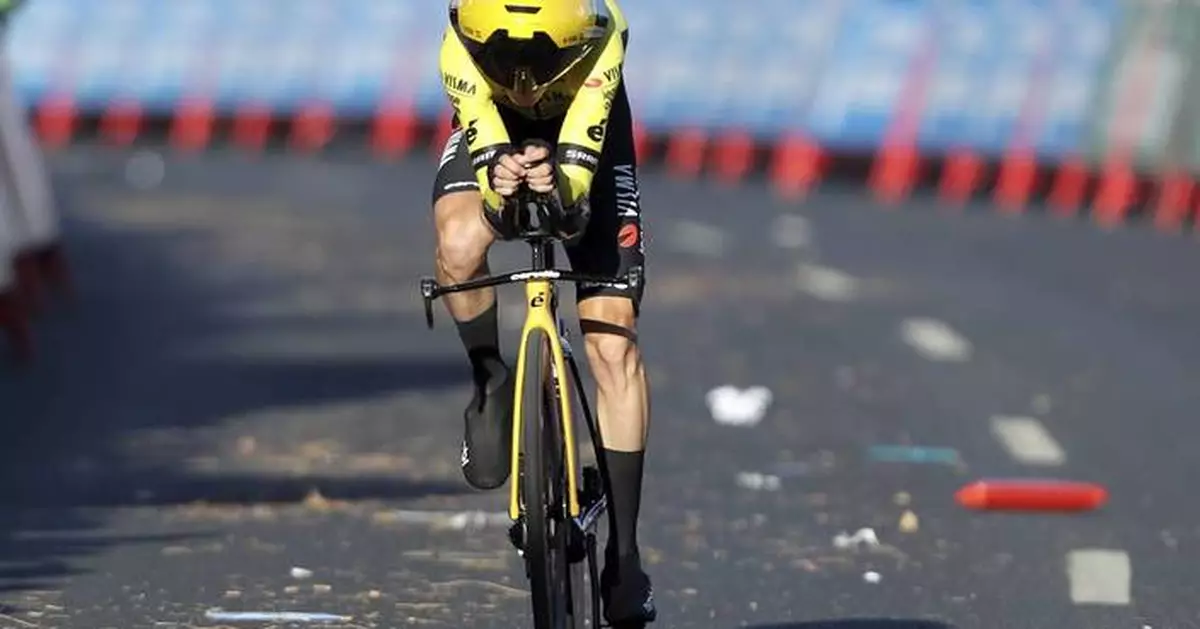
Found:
[508,277,582,520]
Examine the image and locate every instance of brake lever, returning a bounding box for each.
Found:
[419,277,438,329]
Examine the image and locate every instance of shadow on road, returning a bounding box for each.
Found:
[747,620,956,629]
[0,167,471,597]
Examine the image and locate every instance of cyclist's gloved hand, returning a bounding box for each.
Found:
[490,149,527,198]
[520,140,555,195]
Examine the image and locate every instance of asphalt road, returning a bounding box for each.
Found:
[1,147,1197,629]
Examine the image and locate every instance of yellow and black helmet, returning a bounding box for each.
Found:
[450,0,610,99]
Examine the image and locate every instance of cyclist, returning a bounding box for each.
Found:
[431,0,655,625]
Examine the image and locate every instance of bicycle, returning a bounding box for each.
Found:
[420,185,643,629]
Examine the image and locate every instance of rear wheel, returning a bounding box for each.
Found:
[523,329,577,628]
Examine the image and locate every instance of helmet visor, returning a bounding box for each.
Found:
[464,30,592,93]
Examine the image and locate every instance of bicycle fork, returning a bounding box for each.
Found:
[508,315,607,564]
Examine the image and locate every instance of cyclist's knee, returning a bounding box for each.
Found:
[579,298,640,390]
[435,191,492,279]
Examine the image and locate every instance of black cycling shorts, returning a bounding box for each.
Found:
[431,83,645,311]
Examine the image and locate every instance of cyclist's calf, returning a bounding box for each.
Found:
[579,297,647,451]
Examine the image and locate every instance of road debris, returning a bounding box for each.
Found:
[868,445,961,466]
[706,385,772,426]
[291,566,314,580]
[899,318,973,362]
[834,527,880,550]
[863,570,882,584]
[736,472,781,491]
[797,264,859,302]
[899,510,919,533]
[373,509,510,530]
[204,609,352,623]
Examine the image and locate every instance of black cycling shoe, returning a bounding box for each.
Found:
[460,367,514,490]
[600,552,657,627]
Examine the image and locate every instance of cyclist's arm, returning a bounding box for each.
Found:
[439,27,512,211]
[555,27,626,209]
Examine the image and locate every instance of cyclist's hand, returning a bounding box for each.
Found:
[524,162,555,194]
[491,153,526,197]
[521,144,555,194]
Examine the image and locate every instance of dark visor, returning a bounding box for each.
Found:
[462,30,591,90]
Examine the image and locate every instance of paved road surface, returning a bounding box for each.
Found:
[1,148,1197,628]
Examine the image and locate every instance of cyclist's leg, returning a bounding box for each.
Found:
[563,81,655,624]
[432,124,512,491]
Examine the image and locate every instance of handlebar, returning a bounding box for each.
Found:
[419,266,641,329]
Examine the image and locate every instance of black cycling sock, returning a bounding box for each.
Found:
[604,449,644,559]
[455,303,507,389]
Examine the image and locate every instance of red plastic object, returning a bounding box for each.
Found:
[956,479,1108,512]
[938,148,983,206]
[100,99,143,147]
[371,101,418,159]
[1048,156,1088,216]
[1152,169,1194,233]
[632,122,650,163]
[170,97,215,152]
[232,102,272,151]
[34,94,77,150]
[769,134,823,200]
[994,148,1037,213]
[1092,158,1135,227]
[870,143,920,206]
[290,102,336,152]
[430,110,455,158]
[664,127,707,178]
[711,130,755,184]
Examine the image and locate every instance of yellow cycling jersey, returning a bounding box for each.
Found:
[438,0,628,212]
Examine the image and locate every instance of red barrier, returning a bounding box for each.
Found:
[870,145,921,206]
[992,3,1063,215]
[232,102,273,152]
[1093,156,1136,227]
[938,148,983,206]
[290,102,336,152]
[1092,7,1165,228]
[170,97,215,152]
[34,94,77,150]
[711,130,755,184]
[430,110,454,157]
[870,13,938,205]
[100,99,143,146]
[1151,168,1194,232]
[372,101,418,159]
[1047,156,1088,216]
[994,148,1038,213]
[664,127,707,178]
[632,122,649,164]
[769,134,822,200]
